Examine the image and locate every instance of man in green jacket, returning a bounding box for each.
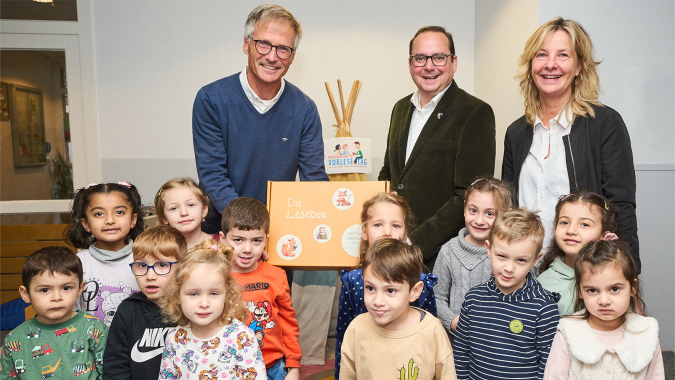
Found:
[379,26,496,271]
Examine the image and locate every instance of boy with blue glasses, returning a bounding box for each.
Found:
[103,226,187,380]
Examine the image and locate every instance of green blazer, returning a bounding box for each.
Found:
[379,81,495,270]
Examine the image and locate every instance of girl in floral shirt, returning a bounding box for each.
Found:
[159,240,265,379]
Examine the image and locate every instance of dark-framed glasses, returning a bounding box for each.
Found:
[410,54,454,67]
[129,261,179,276]
[252,39,294,59]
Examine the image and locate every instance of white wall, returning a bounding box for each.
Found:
[474,0,537,178]
[539,0,674,166]
[538,0,675,351]
[92,0,477,200]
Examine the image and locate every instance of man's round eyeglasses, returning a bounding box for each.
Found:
[252,39,294,60]
[410,54,454,67]
[129,261,179,276]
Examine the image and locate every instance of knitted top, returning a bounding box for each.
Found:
[192,73,328,212]
[435,227,492,333]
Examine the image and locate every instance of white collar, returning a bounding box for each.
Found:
[534,107,573,129]
[559,311,659,373]
[239,67,285,104]
[410,81,452,111]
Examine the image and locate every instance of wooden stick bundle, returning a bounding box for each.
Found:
[325,79,367,182]
[325,79,361,137]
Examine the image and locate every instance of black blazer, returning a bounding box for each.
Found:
[502,104,640,272]
[379,81,496,270]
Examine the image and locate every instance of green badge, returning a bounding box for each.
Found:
[509,319,524,334]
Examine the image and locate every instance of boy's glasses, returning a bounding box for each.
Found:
[129,261,179,276]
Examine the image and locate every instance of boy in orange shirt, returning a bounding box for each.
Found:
[220,197,301,380]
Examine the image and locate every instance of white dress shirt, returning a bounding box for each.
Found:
[239,67,285,114]
[405,82,452,163]
[518,109,572,249]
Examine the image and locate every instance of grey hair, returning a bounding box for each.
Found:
[243,4,303,49]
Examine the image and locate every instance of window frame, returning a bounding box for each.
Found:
[0,0,99,214]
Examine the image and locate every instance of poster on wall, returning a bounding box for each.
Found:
[10,84,47,167]
[0,83,9,121]
[266,180,389,269]
[324,137,371,174]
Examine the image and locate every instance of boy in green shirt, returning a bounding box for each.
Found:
[0,246,108,379]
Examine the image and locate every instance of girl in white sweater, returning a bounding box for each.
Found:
[544,240,664,379]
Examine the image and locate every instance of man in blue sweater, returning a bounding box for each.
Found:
[193,4,328,234]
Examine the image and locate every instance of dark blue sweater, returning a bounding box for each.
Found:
[192,73,328,212]
[453,273,560,379]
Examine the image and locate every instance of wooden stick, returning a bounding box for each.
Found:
[344,80,358,134]
[345,81,357,121]
[324,82,343,125]
[347,80,362,125]
[337,79,347,122]
[345,80,357,123]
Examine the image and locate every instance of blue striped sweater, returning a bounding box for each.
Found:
[453,273,560,379]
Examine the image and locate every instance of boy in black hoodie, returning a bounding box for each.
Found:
[103,225,187,379]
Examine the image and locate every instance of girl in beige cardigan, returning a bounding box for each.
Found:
[543,240,664,379]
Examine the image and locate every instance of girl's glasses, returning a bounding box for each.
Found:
[129,261,179,276]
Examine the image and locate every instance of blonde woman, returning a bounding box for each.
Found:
[502,17,639,272]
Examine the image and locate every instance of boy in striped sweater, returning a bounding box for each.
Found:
[453,209,560,380]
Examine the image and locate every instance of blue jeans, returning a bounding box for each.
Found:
[267,358,288,380]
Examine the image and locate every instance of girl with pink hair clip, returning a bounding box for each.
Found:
[67,182,145,326]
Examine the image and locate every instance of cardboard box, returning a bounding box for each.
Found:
[266,181,390,270]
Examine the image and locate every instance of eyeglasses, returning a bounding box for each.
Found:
[252,39,294,60]
[409,54,454,67]
[129,261,179,276]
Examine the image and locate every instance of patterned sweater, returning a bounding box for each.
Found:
[159,319,266,380]
[0,311,108,379]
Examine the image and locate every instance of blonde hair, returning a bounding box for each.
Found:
[516,17,603,125]
[359,193,414,264]
[488,208,545,255]
[159,239,247,327]
[132,225,188,262]
[464,176,513,216]
[154,178,209,225]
